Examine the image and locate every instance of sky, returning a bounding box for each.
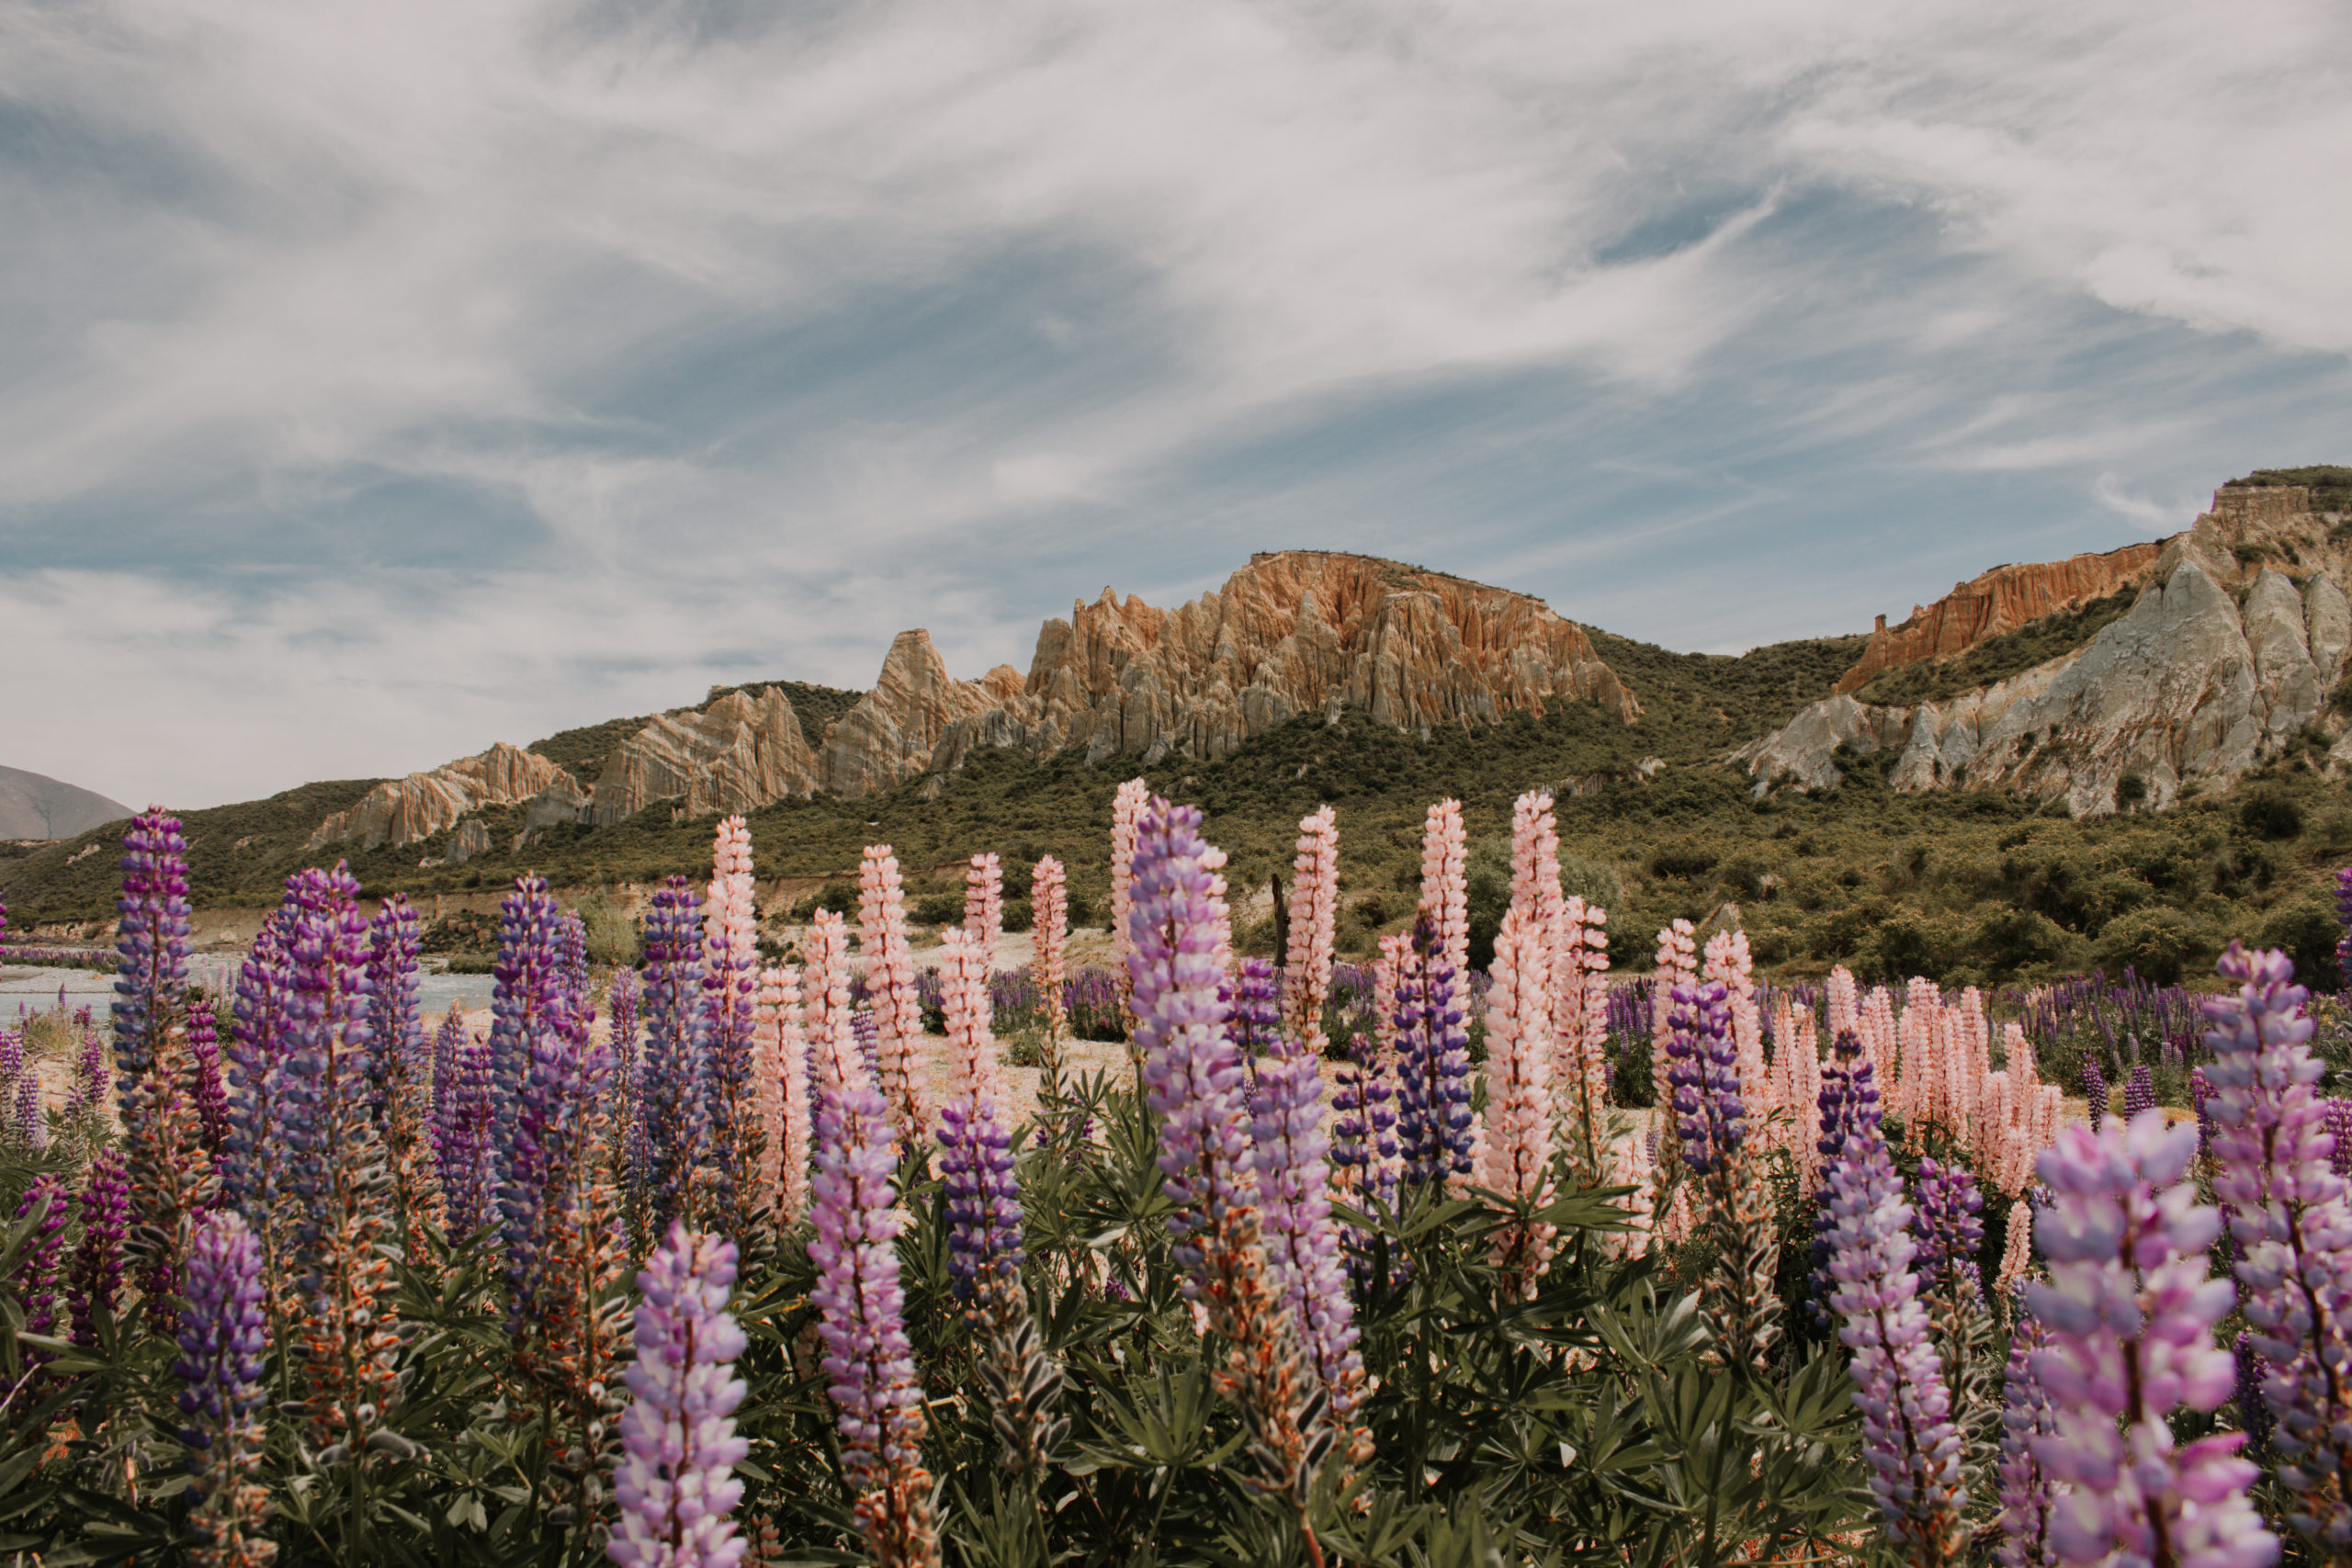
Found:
[5,0,2350,810]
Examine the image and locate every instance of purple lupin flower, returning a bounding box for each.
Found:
[2329,1099,2352,1183]
[367,894,424,1123]
[501,964,610,1329]
[111,819,207,1311]
[556,912,591,1021]
[1231,956,1283,1091]
[2124,1064,2155,1122]
[1127,795,1338,1516]
[1127,799,1254,1267]
[2201,942,2352,1544]
[434,1010,497,1238]
[67,1145,130,1348]
[937,1096,1021,1300]
[808,1079,939,1562]
[1914,1157,1986,1306]
[1250,1026,1363,1420]
[221,910,293,1217]
[608,1223,751,1568]
[490,876,569,1194]
[176,1209,274,1564]
[1997,1304,2060,1568]
[2192,1067,2216,1160]
[639,878,708,1237]
[1820,1099,1964,1560]
[2028,1112,2276,1568]
[1393,915,1473,1191]
[12,1075,39,1150]
[11,1175,67,1343]
[607,964,641,1164]
[1665,979,1741,1175]
[2082,1057,2109,1132]
[187,999,230,1156]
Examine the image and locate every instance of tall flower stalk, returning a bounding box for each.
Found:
[1821,1089,1964,1564]
[965,852,1003,970]
[705,817,764,1242]
[2202,942,2352,1546]
[1477,902,1556,1291]
[368,894,435,1260]
[1997,1303,2059,1568]
[859,846,923,1138]
[756,965,811,1230]
[176,1210,275,1568]
[1393,914,1473,1193]
[113,808,215,1323]
[1031,856,1069,1050]
[278,863,402,1476]
[639,877,709,1242]
[2029,1112,2274,1568]
[608,1224,751,1568]
[1111,777,1149,1043]
[67,1146,130,1347]
[1283,805,1339,1055]
[1671,980,1780,1369]
[1131,796,1336,1544]
[811,1074,938,1567]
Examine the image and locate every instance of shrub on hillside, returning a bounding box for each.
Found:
[2093,905,2217,987]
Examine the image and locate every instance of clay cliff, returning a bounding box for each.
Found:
[308,551,1639,852]
[1743,481,2352,817]
[1834,541,2166,694]
[922,549,1638,784]
[308,743,576,852]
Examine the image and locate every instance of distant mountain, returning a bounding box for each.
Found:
[0,764,132,840]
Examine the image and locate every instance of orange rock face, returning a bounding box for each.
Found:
[924,550,1637,782]
[307,742,577,852]
[1833,541,2166,694]
[591,685,820,826]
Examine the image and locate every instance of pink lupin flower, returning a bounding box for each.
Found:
[1826,964,1859,1043]
[1555,900,1612,1178]
[936,931,1001,1110]
[1477,903,1556,1290]
[804,911,866,1099]
[755,965,811,1229]
[963,853,1002,972]
[1110,777,1148,1034]
[1418,799,1468,980]
[1030,857,1069,1042]
[1651,919,1697,1118]
[858,847,923,1136]
[705,816,764,1237]
[1995,1199,2034,1302]
[1281,806,1339,1055]
[1702,929,1767,1124]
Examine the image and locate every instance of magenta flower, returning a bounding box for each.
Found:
[187,999,230,1156]
[1665,979,1742,1175]
[608,1223,751,1568]
[1393,914,1473,1191]
[2201,942,2352,1543]
[176,1209,274,1562]
[67,1146,130,1347]
[2028,1112,2276,1568]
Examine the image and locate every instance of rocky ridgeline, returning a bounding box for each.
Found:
[309,550,1641,854]
[1743,482,2352,816]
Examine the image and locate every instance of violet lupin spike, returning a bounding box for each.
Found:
[1129,795,1336,1522]
[2201,942,2352,1544]
[809,1078,939,1566]
[368,894,435,1258]
[112,807,215,1322]
[639,876,710,1240]
[608,1223,752,1568]
[1821,1103,1966,1564]
[2028,1113,2277,1568]
[1250,1002,1366,1434]
[704,817,764,1240]
[67,1145,130,1348]
[1997,1303,2060,1568]
[490,875,569,1197]
[1392,913,1473,1192]
[187,999,231,1156]
[176,1210,277,1568]
[275,862,401,1459]
[1672,977,1780,1369]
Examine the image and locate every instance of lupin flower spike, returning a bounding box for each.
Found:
[176,1209,276,1568]
[1110,777,1149,1037]
[1821,1104,1966,1562]
[1394,913,1474,1192]
[1417,799,1468,980]
[640,876,710,1238]
[1477,902,1556,1289]
[936,929,1020,1297]
[705,818,764,1239]
[2201,942,2352,1544]
[67,1145,130,1347]
[608,1223,753,1568]
[1031,857,1069,1044]
[112,807,214,1319]
[1130,795,1339,1516]
[808,1078,939,1566]
[964,852,1003,971]
[1997,1303,2059,1568]
[858,846,924,1137]
[2028,1112,2276,1568]
[1282,805,1339,1055]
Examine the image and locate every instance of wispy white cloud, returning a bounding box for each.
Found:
[3,0,2347,803]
